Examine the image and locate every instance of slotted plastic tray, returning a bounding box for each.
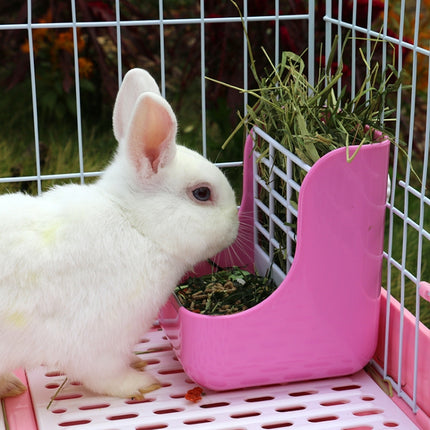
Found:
[9,329,417,430]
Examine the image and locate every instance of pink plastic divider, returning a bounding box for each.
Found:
[160,134,390,391]
[392,394,430,430]
[375,288,430,424]
[419,281,430,303]
[3,369,37,430]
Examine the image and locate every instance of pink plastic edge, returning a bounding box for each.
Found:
[376,288,430,425]
[419,281,430,303]
[3,369,37,430]
[392,395,430,430]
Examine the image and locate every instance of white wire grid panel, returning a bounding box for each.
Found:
[323,0,430,417]
[25,329,418,430]
[251,127,311,285]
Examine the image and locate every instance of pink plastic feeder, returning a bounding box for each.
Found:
[159,131,390,391]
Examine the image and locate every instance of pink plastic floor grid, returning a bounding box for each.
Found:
[0,402,5,430]
[3,329,417,430]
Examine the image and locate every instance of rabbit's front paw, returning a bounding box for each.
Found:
[0,373,27,398]
[133,381,162,400]
[117,371,161,400]
[85,368,161,399]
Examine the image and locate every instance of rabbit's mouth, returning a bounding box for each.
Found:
[211,215,240,256]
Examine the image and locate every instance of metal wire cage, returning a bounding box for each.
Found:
[0,1,429,429]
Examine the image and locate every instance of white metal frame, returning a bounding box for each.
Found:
[0,0,315,190]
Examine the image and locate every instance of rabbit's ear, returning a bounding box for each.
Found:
[113,68,161,142]
[126,92,177,177]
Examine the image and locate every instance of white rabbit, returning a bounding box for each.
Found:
[0,68,238,399]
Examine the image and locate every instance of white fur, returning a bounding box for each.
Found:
[0,68,238,398]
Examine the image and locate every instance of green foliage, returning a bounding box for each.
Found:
[384,186,430,326]
[0,123,116,195]
[216,34,406,167]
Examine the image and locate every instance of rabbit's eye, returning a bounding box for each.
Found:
[192,186,211,202]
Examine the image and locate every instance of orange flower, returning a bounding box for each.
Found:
[21,27,50,54]
[33,27,49,41]
[56,30,74,53]
[78,57,94,78]
[20,40,30,53]
[185,386,204,403]
[55,29,85,54]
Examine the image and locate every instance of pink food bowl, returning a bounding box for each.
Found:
[159,131,390,391]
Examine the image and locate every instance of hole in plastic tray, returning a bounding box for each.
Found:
[245,395,275,402]
[78,403,110,411]
[45,371,65,377]
[54,393,83,401]
[383,422,400,427]
[107,413,139,420]
[261,422,293,429]
[289,389,318,397]
[231,411,261,419]
[51,409,67,414]
[157,368,185,375]
[308,415,339,423]
[361,395,375,401]
[58,419,91,427]
[169,393,187,399]
[342,427,373,430]
[145,359,161,365]
[144,345,172,353]
[353,408,384,416]
[45,383,60,389]
[136,425,168,430]
[332,384,361,391]
[200,401,230,409]
[320,399,351,406]
[154,408,184,415]
[276,405,306,413]
[183,417,215,425]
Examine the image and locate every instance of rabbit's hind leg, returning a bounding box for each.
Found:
[0,372,26,398]
[130,356,147,371]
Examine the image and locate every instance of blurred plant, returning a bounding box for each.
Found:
[357,0,430,160]
[0,1,312,129]
[385,0,430,93]
[17,9,96,120]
